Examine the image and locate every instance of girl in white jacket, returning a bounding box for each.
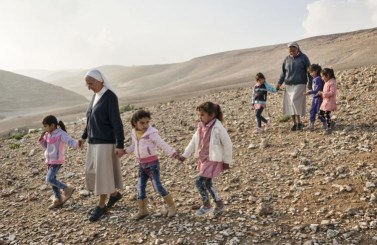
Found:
[181,102,232,217]
[125,110,181,220]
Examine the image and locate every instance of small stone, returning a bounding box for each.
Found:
[327,229,339,238]
[310,224,319,233]
[79,190,90,196]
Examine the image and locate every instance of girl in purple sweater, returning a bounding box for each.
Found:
[38,115,82,209]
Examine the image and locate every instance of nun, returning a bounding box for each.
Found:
[81,69,125,222]
[276,42,312,131]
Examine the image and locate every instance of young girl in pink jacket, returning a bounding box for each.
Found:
[38,115,82,209]
[125,110,181,220]
[318,68,337,134]
[181,102,233,217]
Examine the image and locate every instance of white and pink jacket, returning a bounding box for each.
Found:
[125,126,177,164]
[38,128,79,164]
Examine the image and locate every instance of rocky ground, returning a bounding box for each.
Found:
[1,65,377,245]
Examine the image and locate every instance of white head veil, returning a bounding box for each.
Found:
[85,69,116,95]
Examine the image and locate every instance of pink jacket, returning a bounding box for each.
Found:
[320,78,337,111]
[125,126,177,163]
[38,128,79,164]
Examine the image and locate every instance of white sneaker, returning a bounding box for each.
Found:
[254,127,263,134]
[196,205,213,216]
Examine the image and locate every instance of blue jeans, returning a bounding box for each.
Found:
[46,165,67,199]
[137,162,168,199]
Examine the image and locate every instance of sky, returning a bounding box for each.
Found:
[0,0,376,72]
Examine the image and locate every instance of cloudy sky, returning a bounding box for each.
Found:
[0,0,376,71]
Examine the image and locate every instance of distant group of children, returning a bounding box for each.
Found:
[251,64,337,134]
[38,101,232,219]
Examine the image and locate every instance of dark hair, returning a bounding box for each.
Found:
[131,110,151,128]
[196,101,223,122]
[255,72,265,81]
[42,115,66,132]
[321,68,336,79]
[308,64,322,74]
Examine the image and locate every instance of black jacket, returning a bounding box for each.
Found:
[82,90,124,149]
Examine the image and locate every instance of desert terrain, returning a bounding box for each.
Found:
[0,63,376,244]
[2,27,377,137]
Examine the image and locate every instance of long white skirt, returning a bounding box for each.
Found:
[283,84,306,116]
[85,144,123,195]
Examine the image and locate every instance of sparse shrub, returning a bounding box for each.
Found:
[10,143,20,149]
[278,115,291,123]
[120,104,135,112]
[10,133,25,140]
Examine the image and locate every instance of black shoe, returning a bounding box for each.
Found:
[291,124,297,131]
[107,192,122,209]
[89,206,107,222]
[297,123,304,130]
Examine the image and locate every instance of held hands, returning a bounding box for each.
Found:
[78,139,85,149]
[115,148,125,158]
[305,91,311,96]
[173,152,185,162]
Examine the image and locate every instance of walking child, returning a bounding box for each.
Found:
[38,115,82,209]
[305,64,324,130]
[124,110,181,220]
[318,68,337,134]
[251,72,278,133]
[181,102,232,217]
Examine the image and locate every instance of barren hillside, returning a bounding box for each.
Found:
[42,27,377,105]
[0,70,88,119]
[0,65,376,244]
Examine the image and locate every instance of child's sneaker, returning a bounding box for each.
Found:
[48,198,63,209]
[213,200,224,217]
[254,127,263,134]
[264,120,272,131]
[322,121,327,129]
[196,205,212,216]
[309,122,314,130]
[324,127,332,135]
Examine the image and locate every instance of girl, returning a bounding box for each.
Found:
[124,110,181,220]
[318,68,337,134]
[251,72,278,133]
[38,115,82,209]
[181,102,232,217]
[305,64,324,130]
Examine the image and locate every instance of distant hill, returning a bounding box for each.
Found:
[0,70,88,120]
[39,27,377,105]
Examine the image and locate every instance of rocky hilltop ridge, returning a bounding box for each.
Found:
[0,65,376,244]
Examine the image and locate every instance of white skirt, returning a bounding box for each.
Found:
[85,144,123,195]
[283,84,306,116]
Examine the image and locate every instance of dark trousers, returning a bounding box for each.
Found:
[195,176,221,205]
[318,110,332,128]
[255,108,267,128]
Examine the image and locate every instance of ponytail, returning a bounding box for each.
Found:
[196,101,224,122]
[42,115,67,132]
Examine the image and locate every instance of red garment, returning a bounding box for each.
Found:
[198,119,224,178]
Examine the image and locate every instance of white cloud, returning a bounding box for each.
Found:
[303,0,377,37]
